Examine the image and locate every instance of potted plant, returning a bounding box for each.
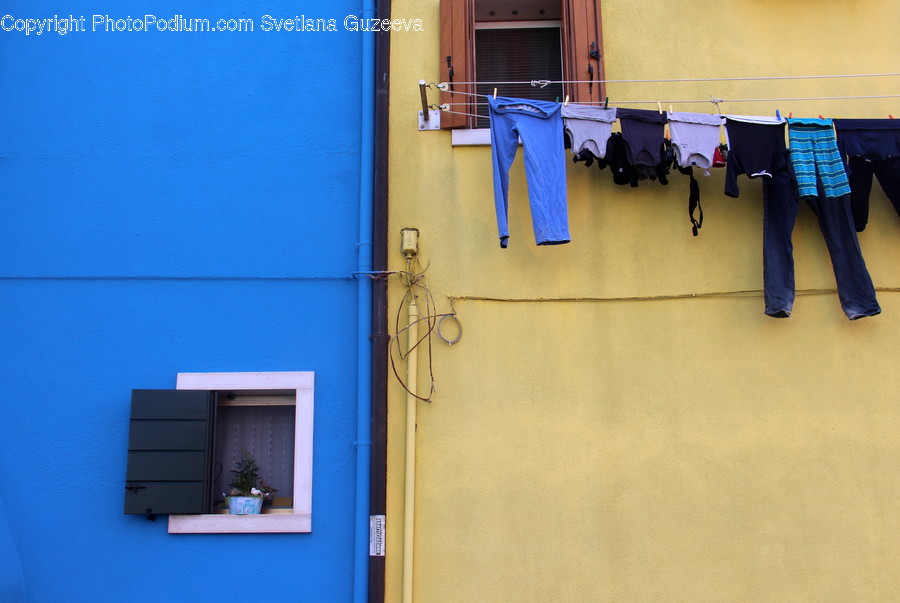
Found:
[225,450,277,515]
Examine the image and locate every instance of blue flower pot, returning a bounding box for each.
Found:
[227,496,263,514]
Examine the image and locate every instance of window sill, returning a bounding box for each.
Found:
[450,128,523,147]
[168,512,311,534]
[451,128,491,146]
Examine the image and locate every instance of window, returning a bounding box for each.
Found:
[474,22,564,128]
[124,371,314,534]
[440,0,605,131]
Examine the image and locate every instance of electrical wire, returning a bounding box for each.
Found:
[385,259,461,403]
[448,287,900,305]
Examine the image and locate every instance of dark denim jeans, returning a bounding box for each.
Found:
[847,156,900,231]
[833,119,900,231]
[762,172,881,320]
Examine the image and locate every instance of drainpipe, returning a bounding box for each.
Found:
[402,296,419,603]
[354,0,376,599]
[369,0,392,600]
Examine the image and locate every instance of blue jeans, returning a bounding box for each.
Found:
[763,172,881,319]
[488,96,569,248]
[833,119,900,231]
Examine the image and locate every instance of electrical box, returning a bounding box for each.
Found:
[400,228,419,259]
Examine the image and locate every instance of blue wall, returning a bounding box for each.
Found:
[0,1,366,600]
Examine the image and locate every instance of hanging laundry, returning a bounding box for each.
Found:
[487,96,570,248]
[786,118,851,198]
[712,145,727,168]
[668,112,725,236]
[723,114,790,197]
[561,105,617,160]
[572,148,603,168]
[833,118,900,231]
[668,112,725,170]
[676,165,703,236]
[603,132,638,186]
[561,122,598,167]
[598,132,670,186]
[617,108,671,183]
[724,115,880,320]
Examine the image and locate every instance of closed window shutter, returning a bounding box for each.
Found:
[124,389,216,515]
[562,0,605,104]
[474,27,564,128]
[440,0,475,129]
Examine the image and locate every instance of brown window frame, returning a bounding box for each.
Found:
[440,0,606,130]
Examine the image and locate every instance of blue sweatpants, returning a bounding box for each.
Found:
[488,96,569,248]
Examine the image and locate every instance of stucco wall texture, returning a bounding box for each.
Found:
[0,1,365,601]
[387,1,900,601]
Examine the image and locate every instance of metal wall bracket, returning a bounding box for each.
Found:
[418,109,441,131]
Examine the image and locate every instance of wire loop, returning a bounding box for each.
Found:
[436,314,462,346]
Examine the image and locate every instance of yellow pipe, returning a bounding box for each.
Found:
[402,296,419,603]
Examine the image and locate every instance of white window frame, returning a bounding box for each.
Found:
[167,371,314,534]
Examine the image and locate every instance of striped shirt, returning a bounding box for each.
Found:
[787,118,851,198]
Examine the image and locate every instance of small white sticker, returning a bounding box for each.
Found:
[369,515,386,556]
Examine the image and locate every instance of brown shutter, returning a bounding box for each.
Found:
[562,0,606,105]
[439,0,475,129]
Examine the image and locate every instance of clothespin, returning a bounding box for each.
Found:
[789,112,793,119]
[818,114,824,119]
[603,96,609,109]
[775,110,781,120]
[716,99,726,144]
[563,95,569,107]
[657,101,663,114]
[669,105,674,114]
[889,114,895,119]
[493,88,497,99]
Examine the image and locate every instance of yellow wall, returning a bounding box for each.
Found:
[387,1,900,601]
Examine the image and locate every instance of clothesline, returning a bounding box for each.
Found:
[436,94,900,120]
[436,72,900,87]
[439,89,900,104]
[420,75,900,123]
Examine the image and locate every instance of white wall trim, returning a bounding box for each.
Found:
[451,128,492,146]
[168,513,311,534]
[169,371,314,534]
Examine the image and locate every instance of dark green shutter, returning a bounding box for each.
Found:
[124,389,216,515]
